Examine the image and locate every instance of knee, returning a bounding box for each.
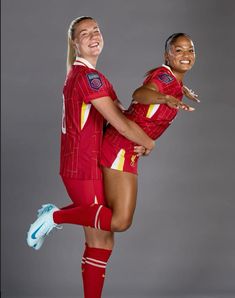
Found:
[111,217,133,232]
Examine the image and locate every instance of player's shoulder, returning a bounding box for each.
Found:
[83,68,110,84]
[74,67,102,89]
[80,67,104,78]
[80,67,99,78]
[150,65,175,84]
[77,67,114,92]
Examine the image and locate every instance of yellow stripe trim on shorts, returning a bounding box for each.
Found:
[111,149,126,171]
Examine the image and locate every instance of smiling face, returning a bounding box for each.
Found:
[165,36,195,75]
[72,19,104,61]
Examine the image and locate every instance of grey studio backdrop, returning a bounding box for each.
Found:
[1,0,235,297]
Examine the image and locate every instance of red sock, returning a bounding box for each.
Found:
[53,204,112,231]
[82,246,112,298]
[81,243,88,274]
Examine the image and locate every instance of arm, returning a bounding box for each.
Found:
[133,83,195,111]
[91,96,155,151]
[114,99,126,112]
[133,83,166,105]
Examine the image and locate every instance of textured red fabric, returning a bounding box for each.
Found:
[53,204,112,231]
[82,246,112,298]
[60,57,117,180]
[62,177,106,206]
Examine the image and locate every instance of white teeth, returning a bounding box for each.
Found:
[89,43,99,48]
[180,60,190,64]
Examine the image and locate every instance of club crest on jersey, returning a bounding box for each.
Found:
[158,73,174,84]
[130,154,137,167]
[87,73,103,90]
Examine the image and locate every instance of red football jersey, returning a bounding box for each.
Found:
[100,65,183,174]
[126,64,183,139]
[103,64,183,149]
[60,57,117,180]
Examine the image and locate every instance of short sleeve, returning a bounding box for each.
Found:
[144,68,175,92]
[78,70,117,104]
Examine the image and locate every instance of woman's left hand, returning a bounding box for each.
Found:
[183,85,200,102]
[134,145,151,157]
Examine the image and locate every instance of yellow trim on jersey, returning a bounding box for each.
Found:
[111,149,126,171]
[146,104,160,118]
[81,102,91,129]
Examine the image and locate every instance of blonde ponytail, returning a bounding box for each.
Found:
[66,34,76,74]
[66,16,94,74]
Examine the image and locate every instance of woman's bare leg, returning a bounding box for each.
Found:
[83,227,114,249]
[102,167,138,232]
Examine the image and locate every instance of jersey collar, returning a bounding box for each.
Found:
[74,57,95,69]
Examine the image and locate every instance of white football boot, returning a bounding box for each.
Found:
[27,203,62,249]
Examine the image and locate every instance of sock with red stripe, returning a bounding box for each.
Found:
[53,204,112,231]
[82,246,112,298]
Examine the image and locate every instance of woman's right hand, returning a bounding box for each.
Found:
[165,95,195,111]
[144,140,155,155]
[143,148,152,156]
[134,141,155,157]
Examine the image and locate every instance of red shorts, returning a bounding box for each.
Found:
[100,126,139,175]
[62,176,106,206]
